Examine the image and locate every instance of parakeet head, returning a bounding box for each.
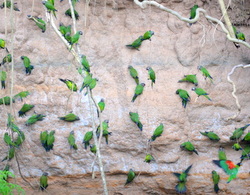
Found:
[59,22,64,26]
[212,170,216,174]
[70,130,74,135]
[237,162,242,166]
[197,66,202,70]
[43,172,49,176]
[141,83,145,87]
[79,31,83,35]
[100,98,104,102]
[193,5,198,9]
[146,66,151,70]
[191,87,196,91]
[81,54,86,58]
[104,119,109,123]
[128,66,132,69]
[176,89,181,94]
[42,1,46,5]
[20,56,25,60]
[149,30,154,35]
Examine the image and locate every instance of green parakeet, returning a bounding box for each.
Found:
[212,170,220,193]
[232,143,242,151]
[81,55,90,73]
[192,87,212,101]
[18,104,34,117]
[102,129,112,145]
[20,56,34,75]
[0,39,8,52]
[83,131,93,149]
[0,71,7,89]
[200,131,220,141]
[96,120,109,135]
[14,91,30,101]
[69,31,83,50]
[58,113,80,122]
[131,83,145,102]
[176,89,190,108]
[218,146,227,160]
[48,0,54,5]
[129,112,143,131]
[40,131,48,148]
[213,160,241,183]
[0,96,14,105]
[146,66,156,87]
[242,132,250,142]
[42,1,57,18]
[65,8,79,20]
[2,147,15,162]
[68,131,77,150]
[27,15,46,33]
[142,30,154,41]
[25,114,46,126]
[232,26,245,48]
[128,66,139,85]
[144,154,155,163]
[80,73,93,92]
[45,130,55,152]
[125,169,136,186]
[180,141,198,155]
[126,36,143,50]
[178,74,198,86]
[0,1,20,11]
[4,132,15,146]
[84,78,98,95]
[240,145,250,163]
[97,98,105,117]
[7,113,20,134]
[230,124,250,140]
[90,144,97,154]
[0,54,12,66]
[59,23,71,38]
[14,131,25,148]
[189,5,198,25]
[173,165,192,194]
[59,78,78,92]
[150,123,164,142]
[198,66,213,82]
[40,172,48,191]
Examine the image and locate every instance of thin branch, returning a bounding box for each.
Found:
[227,64,250,120]
[133,0,250,48]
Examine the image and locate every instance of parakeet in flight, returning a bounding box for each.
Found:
[192,87,212,101]
[126,36,143,50]
[58,113,80,122]
[129,112,143,131]
[128,66,139,85]
[146,66,156,87]
[212,170,220,193]
[40,172,48,191]
[131,83,145,102]
[197,66,213,82]
[212,160,241,183]
[125,169,136,186]
[149,123,164,142]
[59,78,78,92]
[176,89,190,108]
[173,165,192,194]
[178,74,198,86]
[180,141,198,155]
[200,131,220,141]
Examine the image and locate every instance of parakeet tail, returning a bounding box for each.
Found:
[1,81,5,89]
[193,149,199,155]
[214,184,219,193]
[131,94,137,102]
[137,122,143,131]
[204,95,212,101]
[175,182,187,194]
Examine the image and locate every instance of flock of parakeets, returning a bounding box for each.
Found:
[0,1,249,193]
